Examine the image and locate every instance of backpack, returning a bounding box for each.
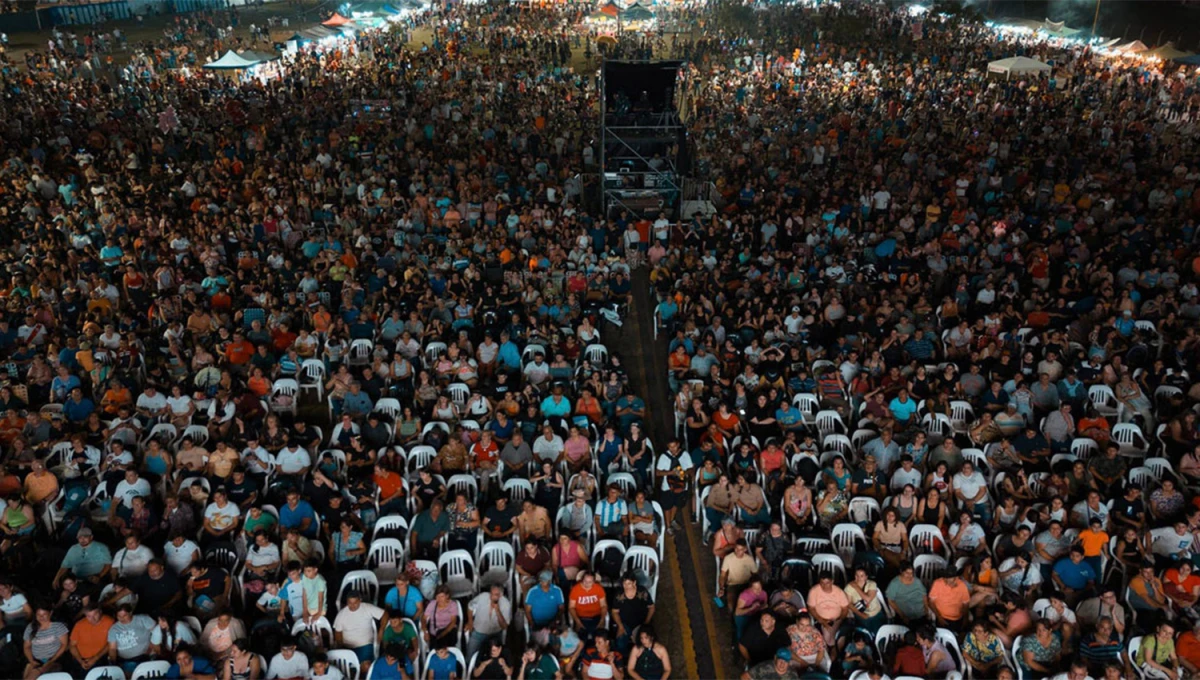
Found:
[596,545,623,581]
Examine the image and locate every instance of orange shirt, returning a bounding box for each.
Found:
[1078,528,1109,558]
[225,340,255,365]
[569,583,606,619]
[928,579,971,621]
[375,470,405,501]
[70,615,115,659]
[1179,632,1200,667]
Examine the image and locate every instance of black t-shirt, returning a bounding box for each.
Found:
[740,622,790,666]
[485,504,517,535]
[190,568,228,599]
[1111,495,1144,521]
[134,570,181,614]
[613,588,653,631]
[415,480,445,509]
[226,476,259,507]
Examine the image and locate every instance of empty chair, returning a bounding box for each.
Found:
[347,339,374,367]
[848,496,881,527]
[478,541,516,591]
[438,549,478,600]
[831,524,867,564]
[447,382,471,407]
[913,554,948,587]
[1089,385,1119,418]
[949,400,975,433]
[793,393,820,423]
[910,524,950,559]
[1070,438,1098,461]
[300,359,327,400]
[815,410,846,436]
[366,539,406,585]
[583,344,609,366]
[373,398,403,420]
[1112,423,1148,457]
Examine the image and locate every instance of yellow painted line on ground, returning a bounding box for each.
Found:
[682,517,727,676]
[665,535,701,680]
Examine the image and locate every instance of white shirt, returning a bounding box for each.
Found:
[952,471,986,501]
[166,395,193,416]
[135,392,167,413]
[241,446,275,474]
[276,447,311,474]
[532,435,564,462]
[332,602,385,648]
[164,539,201,574]
[267,652,310,680]
[246,542,281,568]
[114,478,152,508]
[112,544,155,578]
[204,502,241,532]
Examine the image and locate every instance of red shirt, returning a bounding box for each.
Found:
[471,440,499,466]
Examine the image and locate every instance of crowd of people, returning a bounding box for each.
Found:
[2,0,1200,679]
[0,1,679,679]
[649,3,1200,680]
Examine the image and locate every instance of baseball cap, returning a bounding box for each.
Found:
[77,527,93,538]
[776,649,792,661]
[538,570,554,583]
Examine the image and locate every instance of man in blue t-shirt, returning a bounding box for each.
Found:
[524,571,565,629]
[1052,547,1096,603]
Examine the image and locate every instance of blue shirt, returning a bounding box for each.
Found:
[371,657,406,680]
[497,342,521,370]
[383,585,424,619]
[525,585,565,626]
[888,397,918,423]
[63,397,95,423]
[279,500,319,538]
[167,657,216,679]
[427,652,459,680]
[1052,557,1096,590]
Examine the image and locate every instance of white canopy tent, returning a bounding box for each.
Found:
[987,56,1052,78]
[203,50,260,70]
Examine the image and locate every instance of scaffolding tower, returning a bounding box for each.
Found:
[599,59,687,221]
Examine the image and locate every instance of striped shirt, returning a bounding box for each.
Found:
[24,622,68,662]
[594,499,627,527]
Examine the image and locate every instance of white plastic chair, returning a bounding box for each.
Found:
[338,570,380,606]
[1128,466,1155,490]
[874,624,910,660]
[269,379,300,416]
[130,661,172,680]
[438,549,478,600]
[1089,384,1119,418]
[366,538,406,585]
[327,649,363,680]
[373,397,403,420]
[1070,437,1098,461]
[447,382,471,407]
[848,496,881,526]
[348,339,374,367]
[811,553,846,584]
[503,478,534,503]
[914,554,948,587]
[793,393,820,423]
[423,649,466,680]
[373,515,410,543]
[831,523,867,564]
[949,400,975,433]
[1144,457,1175,481]
[446,474,479,504]
[85,668,128,680]
[815,410,846,436]
[177,424,210,449]
[584,344,609,366]
[1112,422,1148,456]
[910,523,950,559]
[300,359,327,400]
[406,445,436,480]
[291,616,334,648]
[591,539,627,588]
[623,545,660,600]
[522,344,546,364]
[478,541,516,591]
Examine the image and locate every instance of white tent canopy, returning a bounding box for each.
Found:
[987,56,1052,77]
[1113,40,1148,53]
[204,50,259,70]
